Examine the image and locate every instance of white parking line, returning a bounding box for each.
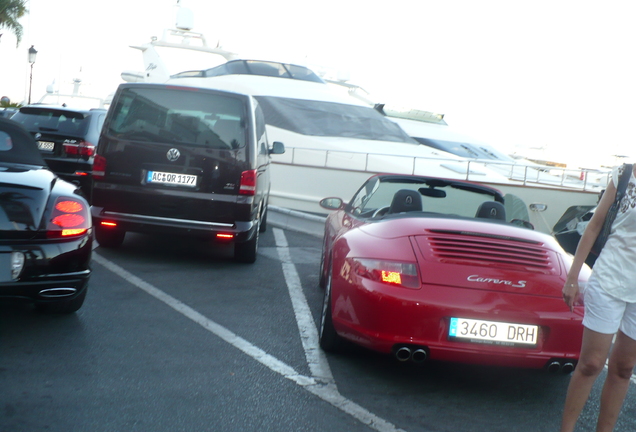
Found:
[273,228,334,384]
[93,250,405,432]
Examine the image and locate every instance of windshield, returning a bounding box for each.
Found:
[348,176,502,219]
[255,96,417,143]
[12,107,91,136]
[107,86,248,149]
[196,60,326,83]
[0,118,46,166]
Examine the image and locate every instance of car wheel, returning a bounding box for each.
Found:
[259,205,268,233]
[234,227,259,263]
[95,225,126,248]
[319,261,345,352]
[318,234,329,289]
[36,288,87,314]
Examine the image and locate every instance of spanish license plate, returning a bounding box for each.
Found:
[38,141,55,151]
[449,317,538,346]
[147,171,197,187]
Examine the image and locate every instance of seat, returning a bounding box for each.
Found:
[475,201,506,220]
[388,189,423,214]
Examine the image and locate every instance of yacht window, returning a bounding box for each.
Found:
[255,96,417,143]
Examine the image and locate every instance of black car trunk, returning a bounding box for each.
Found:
[94,138,250,224]
[0,168,53,238]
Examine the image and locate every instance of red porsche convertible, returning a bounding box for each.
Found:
[318,174,589,372]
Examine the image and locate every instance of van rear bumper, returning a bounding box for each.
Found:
[91,207,257,242]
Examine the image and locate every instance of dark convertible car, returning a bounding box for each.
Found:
[0,117,92,313]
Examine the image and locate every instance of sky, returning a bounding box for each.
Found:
[1,0,635,169]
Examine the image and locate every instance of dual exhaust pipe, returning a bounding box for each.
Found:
[547,360,576,374]
[396,347,576,374]
[395,346,428,363]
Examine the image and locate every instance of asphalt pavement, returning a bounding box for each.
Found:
[2,224,636,432]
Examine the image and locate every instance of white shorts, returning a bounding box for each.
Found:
[583,277,636,340]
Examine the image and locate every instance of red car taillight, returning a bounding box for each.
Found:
[93,154,107,179]
[63,140,96,157]
[352,258,421,289]
[239,169,257,196]
[46,197,90,238]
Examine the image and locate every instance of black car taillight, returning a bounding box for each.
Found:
[63,139,96,157]
[239,169,257,196]
[46,197,90,239]
[93,154,107,179]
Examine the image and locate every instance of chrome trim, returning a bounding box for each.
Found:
[102,211,234,228]
[39,288,77,298]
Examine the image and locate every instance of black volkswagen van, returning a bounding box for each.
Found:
[91,83,284,263]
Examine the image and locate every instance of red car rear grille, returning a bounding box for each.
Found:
[427,231,552,270]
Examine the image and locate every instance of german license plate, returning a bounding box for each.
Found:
[147,171,197,187]
[449,317,538,346]
[38,141,55,151]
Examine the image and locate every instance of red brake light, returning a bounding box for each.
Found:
[47,197,90,238]
[239,169,257,196]
[93,154,107,179]
[63,140,95,157]
[352,258,420,289]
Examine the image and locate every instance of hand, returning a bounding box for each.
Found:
[562,281,579,312]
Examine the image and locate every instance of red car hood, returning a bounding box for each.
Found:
[358,217,573,298]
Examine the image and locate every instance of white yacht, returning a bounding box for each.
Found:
[119,7,607,234]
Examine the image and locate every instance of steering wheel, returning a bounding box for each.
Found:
[372,206,390,218]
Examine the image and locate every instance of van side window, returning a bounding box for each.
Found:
[255,107,267,155]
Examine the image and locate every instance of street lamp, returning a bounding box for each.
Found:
[28,45,38,104]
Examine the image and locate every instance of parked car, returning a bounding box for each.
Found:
[0,108,17,118]
[318,174,590,371]
[91,83,284,263]
[0,117,92,313]
[10,105,107,202]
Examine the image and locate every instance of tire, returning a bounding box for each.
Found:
[259,205,268,233]
[319,261,345,352]
[318,234,329,289]
[36,288,87,314]
[234,227,259,263]
[95,225,125,248]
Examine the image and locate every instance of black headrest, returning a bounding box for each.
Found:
[389,189,423,214]
[475,201,506,221]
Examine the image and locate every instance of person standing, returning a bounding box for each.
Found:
[561,163,636,432]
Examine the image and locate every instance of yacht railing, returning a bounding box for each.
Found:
[273,146,611,192]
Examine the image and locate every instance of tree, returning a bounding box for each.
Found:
[0,0,28,46]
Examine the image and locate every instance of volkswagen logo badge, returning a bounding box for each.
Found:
[166,148,180,162]
[35,133,41,140]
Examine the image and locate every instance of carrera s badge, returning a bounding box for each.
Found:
[167,148,180,162]
[467,274,527,288]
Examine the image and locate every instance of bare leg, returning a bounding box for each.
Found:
[595,331,636,432]
[560,328,614,432]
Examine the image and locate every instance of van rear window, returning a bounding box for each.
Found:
[108,87,247,149]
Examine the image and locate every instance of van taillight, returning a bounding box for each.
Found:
[93,154,107,179]
[63,140,96,157]
[239,170,257,196]
[46,197,90,238]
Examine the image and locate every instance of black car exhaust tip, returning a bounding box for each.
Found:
[395,346,412,362]
[38,288,77,298]
[547,361,562,373]
[411,348,428,363]
[561,362,576,374]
